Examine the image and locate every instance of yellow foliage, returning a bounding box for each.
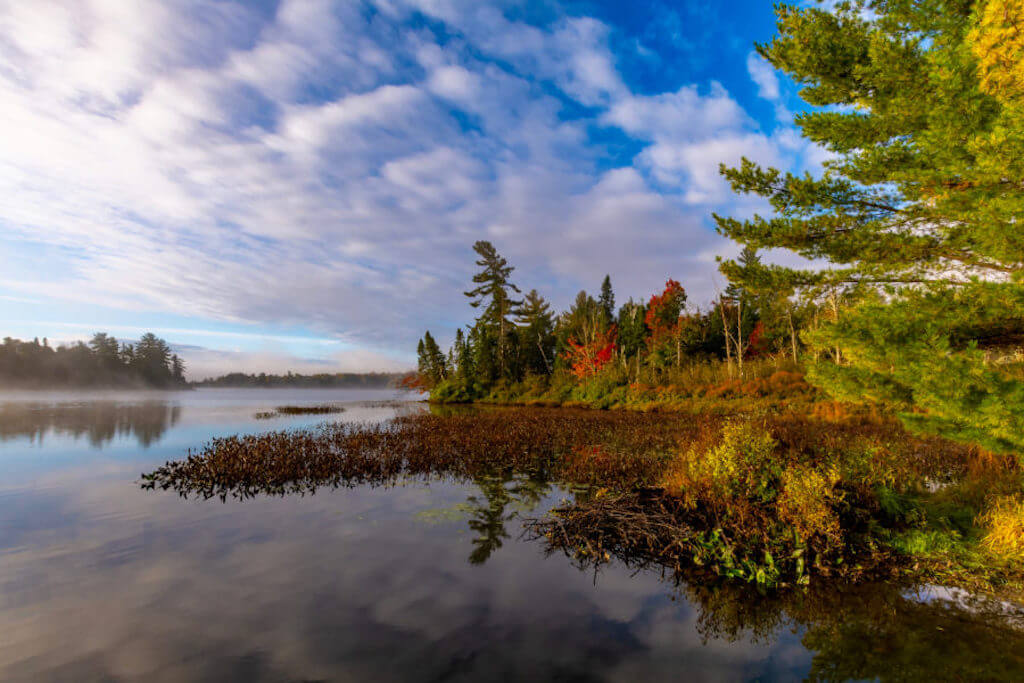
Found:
[661,420,778,508]
[969,0,1024,102]
[778,464,842,542]
[979,494,1024,562]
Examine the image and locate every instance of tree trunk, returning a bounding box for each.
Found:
[720,302,733,377]
[787,307,799,363]
[736,298,744,378]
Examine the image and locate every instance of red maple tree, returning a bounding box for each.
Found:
[644,279,687,347]
[563,327,617,378]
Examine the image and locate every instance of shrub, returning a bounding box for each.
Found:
[777,464,842,542]
[662,420,780,510]
[979,495,1024,563]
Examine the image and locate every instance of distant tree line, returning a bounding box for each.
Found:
[0,333,187,389]
[194,371,405,389]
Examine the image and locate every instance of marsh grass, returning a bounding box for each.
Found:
[253,404,346,419]
[275,404,345,415]
[142,406,1024,593]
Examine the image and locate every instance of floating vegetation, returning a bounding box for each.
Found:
[143,409,684,500]
[274,404,346,415]
[142,407,1023,593]
[253,404,346,419]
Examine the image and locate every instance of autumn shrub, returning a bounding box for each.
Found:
[777,464,842,542]
[662,420,781,511]
[979,495,1024,563]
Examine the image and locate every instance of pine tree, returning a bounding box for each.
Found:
[171,354,186,384]
[715,0,1024,453]
[417,338,428,378]
[598,275,615,324]
[421,331,447,384]
[516,289,556,375]
[464,241,522,380]
[616,299,648,365]
[453,328,475,385]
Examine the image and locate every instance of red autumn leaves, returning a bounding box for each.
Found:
[564,328,618,379]
[562,280,688,378]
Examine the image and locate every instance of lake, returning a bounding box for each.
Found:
[1,389,1022,681]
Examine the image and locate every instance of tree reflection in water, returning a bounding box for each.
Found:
[0,401,181,447]
[465,471,552,565]
[142,418,1024,681]
[456,475,1024,679]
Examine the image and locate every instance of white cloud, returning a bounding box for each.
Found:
[0,0,823,359]
[746,52,780,101]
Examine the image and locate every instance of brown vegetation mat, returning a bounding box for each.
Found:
[142,406,1020,591]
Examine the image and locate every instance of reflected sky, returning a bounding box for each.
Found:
[0,390,1022,681]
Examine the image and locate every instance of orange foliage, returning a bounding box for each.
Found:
[563,327,617,378]
[398,372,431,391]
[644,279,686,346]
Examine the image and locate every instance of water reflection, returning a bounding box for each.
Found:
[677,580,1024,680]
[3,395,1024,680]
[0,401,180,447]
[465,472,552,564]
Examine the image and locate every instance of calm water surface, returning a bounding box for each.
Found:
[1,388,1023,681]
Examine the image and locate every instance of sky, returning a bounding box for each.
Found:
[0,0,826,378]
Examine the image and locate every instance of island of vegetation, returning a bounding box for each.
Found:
[146,1,1024,598]
[0,332,187,389]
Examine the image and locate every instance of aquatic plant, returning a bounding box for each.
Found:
[253,404,346,419]
[274,404,345,415]
[142,406,1023,592]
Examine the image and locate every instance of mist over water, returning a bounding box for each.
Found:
[0,389,1021,681]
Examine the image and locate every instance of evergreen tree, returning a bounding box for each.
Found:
[715,0,1024,452]
[453,328,475,385]
[135,333,172,386]
[616,299,648,362]
[516,289,556,375]
[472,326,499,384]
[417,339,428,377]
[598,275,615,324]
[464,241,522,380]
[171,354,185,384]
[421,331,447,385]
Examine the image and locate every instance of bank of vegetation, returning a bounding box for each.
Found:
[0,332,187,389]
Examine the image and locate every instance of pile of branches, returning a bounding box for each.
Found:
[524,490,698,575]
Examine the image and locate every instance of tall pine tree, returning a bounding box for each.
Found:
[715,0,1024,453]
[464,241,522,381]
[516,289,556,375]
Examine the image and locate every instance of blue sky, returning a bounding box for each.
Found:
[0,0,825,378]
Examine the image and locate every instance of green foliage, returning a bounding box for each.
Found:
[516,289,556,376]
[716,0,1024,453]
[465,240,522,380]
[0,332,186,388]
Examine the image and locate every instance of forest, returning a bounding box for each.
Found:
[0,332,187,389]
[195,371,404,388]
